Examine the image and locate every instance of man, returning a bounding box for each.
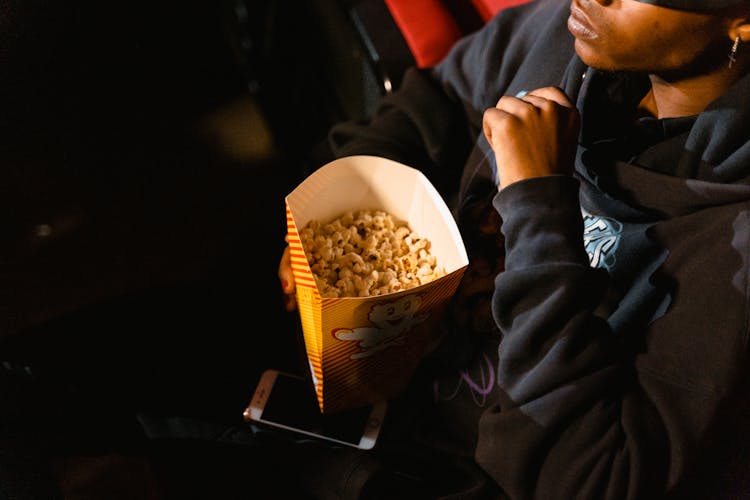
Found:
[279,0,750,497]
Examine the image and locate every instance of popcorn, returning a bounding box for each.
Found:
[285,155,469,413]
[300,209,446,298]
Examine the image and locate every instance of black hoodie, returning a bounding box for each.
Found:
[315,0,750,497]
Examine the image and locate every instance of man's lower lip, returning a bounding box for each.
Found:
[567,15,597,40]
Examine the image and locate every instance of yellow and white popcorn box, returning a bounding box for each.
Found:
[285,155,469,414]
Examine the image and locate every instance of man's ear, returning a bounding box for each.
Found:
[728,7,750,43]
[737,23,750,43]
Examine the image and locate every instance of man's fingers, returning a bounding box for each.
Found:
[278,246,297,311]
[522,86,575,108]
[482,107,514,149]
[483,85,581,189]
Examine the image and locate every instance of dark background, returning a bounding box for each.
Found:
[0,0,378,338]
[0,0,391,497]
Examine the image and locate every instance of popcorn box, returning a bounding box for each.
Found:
[285,155,469,414]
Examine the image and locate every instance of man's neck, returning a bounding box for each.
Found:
[639,70,738,119]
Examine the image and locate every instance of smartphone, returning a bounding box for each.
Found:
[243,369,387,450]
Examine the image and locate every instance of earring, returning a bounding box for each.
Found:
[728,36,740,69]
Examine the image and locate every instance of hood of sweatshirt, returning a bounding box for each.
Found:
[570,66,750,220]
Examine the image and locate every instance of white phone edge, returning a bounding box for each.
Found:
[243,368,387,450]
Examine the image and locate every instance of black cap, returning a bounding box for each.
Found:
[636,0,745,11]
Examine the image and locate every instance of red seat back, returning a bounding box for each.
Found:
[384,0,533,68]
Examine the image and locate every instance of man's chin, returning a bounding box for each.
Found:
[575,44,612,72]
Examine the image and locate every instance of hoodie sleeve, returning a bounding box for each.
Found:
[314,66,473,202]
[477,176,669,499]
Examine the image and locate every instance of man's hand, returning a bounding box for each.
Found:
[278,240,297,311]
[482,86,580,190]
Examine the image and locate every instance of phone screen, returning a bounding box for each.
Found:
[245,370,386,449]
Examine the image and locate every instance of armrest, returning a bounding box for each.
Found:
[341,0,534,119]
[349,0,416,93]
